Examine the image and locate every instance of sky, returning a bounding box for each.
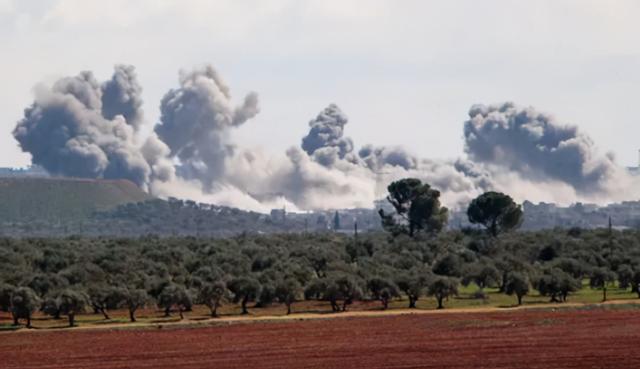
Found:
[1,0,640,169]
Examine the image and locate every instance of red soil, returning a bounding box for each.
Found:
[2,308,639,369]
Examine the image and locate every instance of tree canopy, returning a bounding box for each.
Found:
[379,178,448,237]
[467,191,523,237]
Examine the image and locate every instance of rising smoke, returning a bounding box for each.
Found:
[13,66,153,187]
[463,102,628,196]
[154,65,259,189]
[13,65,637,212]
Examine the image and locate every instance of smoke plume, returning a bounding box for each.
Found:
[13,66,152,187]
[14,65,638,212]
[101,65,144,130]
[463,102,626,195]
[154,65,259,188]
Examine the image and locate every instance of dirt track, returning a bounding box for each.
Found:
[2,306,640,369]
[6,299,639,334]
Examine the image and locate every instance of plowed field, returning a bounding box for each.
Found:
[2,308,639,369]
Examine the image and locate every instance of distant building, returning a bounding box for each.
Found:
[269,208,286,224]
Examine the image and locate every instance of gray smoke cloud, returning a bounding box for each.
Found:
[14,65,637,212]
[154,65,259,188]
[463,102,623,194]
[358,144,418,171]
[301,104,355,166]
[101,64,144,130]
[295,104,494,208]
[13,66,152,187]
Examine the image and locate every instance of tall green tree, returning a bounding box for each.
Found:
[378,178,448,237]
[467,191,523,237]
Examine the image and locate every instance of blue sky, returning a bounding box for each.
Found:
[1,0,639,167]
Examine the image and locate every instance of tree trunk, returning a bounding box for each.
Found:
[241,297,249,315]
[603,287,607,302]
[499,273,508,293]
[129,308,136,322]
[517,294,522,306]
[179,308,184,320]
[382,299,388,310]
[408,296,416,309]
[68,313,75,327]
[436,296,444,309]
[286,302,291,315]
[100,308,110,320]
[26,315,32,328]
[12,313,18,326]
[164,307,171,317]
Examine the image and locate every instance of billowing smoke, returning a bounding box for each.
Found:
[101,65,144,131]
[154,65,259,188]
[14,65,637,212]
[358,144,418,171]
[13,66,152,187]
[301,104,355,166]
[464,102,626,195]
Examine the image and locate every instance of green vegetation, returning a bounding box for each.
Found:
[0,224,638,330]
[1,182,640,330]
[0,177,151,221]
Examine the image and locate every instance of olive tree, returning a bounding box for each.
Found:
[10,287,40,328]
[427,277,458,309]
[157,284,192,319]
[57,290,87,327]
[504,272,529,305]
[394,273,429,309]
[535,268,581,303]
[275,279,301,315]
[121,288,148,322]
[87,285,123,320]
[228,277,261,315]
[589,267,616,302]
[367,277,400,310]
[198,281,226,317]
[320,276,363,312]
[461,262,500,291]
[0,284,13,312]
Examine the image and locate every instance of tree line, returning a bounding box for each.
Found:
[1,179,640,328]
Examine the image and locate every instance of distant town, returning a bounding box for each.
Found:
[1,165,639,232]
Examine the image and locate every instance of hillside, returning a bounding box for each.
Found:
[0,177,152,221]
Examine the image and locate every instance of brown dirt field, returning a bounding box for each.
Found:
[2,308,640,369]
